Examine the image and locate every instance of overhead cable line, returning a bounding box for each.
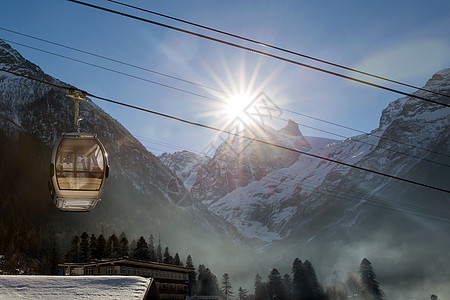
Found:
[0,27,222,94]
[137,134,450,220]
[3,35,448,160]
[2,39,217,102]
[2,28,448,159]
[66,0,450,108]
[104,0,450,100]
[282,108,450,159]
[272,179,450,223]
[269,115,450,168]
[135,135,202,154]
[2,68,449,194]
[136,137,450,223]
[300,184,450,224]
[1,66,448,222]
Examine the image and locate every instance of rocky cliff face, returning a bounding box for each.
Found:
[159,150,209,190]
[190,120,312,207]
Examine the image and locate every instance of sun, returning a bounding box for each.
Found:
[225,93,252,121]
[197,55,278,139]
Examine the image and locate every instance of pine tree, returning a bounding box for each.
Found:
[70,235,80,262]
[129,239,137,259]
[198,264,207,295]
[156,236,163,263]
[209,269,220,296]
[79,232,89,263]
[163,246,174,264]
[148,234,156,261]
[174,253,182,266]
[359,258,383,299]
[221,273,233,300]
[106,234,119,258]
[119,236,129,257]
[268,268,285,299]
[186,255,198,295]
[119,232,127,241]
[89,234,98,260]
[133,236,149,261]
[283,273,293,300]
[198,265,220,296]
[292,258,304,299]
[303,260,321,299]
[96,234,106,260]
[254,273,268,300]
[238,287,248,300]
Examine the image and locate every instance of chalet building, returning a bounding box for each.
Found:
[59,258,193,300]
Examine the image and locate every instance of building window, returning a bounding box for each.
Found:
[71,267,83,275]
[84,267,94,275]
[106,266,113,275]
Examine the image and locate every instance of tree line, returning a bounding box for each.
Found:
[250,258,328,300]
[209,258,385,300]
[66,232,184,266]
[66,232,227,298]
[0,211,59,275]
[1,225,441,300]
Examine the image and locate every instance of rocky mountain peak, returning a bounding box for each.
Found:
[0,40,23,64]
[0,39,49,80]
[159,150,209,190]
[279,119,302,136]
[425,68,450,88]
[378,68,450,131]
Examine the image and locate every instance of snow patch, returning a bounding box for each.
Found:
[0,275,153,299]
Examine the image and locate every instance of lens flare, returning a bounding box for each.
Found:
[225,93,252,121]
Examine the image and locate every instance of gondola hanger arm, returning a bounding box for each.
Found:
[66,90,88,132]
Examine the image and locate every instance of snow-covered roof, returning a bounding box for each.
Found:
[0,275,158,299]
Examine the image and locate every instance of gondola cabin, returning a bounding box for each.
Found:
[49,132,109,212]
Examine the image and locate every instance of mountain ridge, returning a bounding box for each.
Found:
[1,39,449,296]
[161,68,450,246]
[0,40,253,268]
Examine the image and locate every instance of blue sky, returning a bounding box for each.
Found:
[2,0,449,155]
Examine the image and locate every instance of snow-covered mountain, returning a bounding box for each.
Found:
[159,69,450,296]
[161,69,450,248]
[190,119,312,207]
[304,136,338,149]
[0,40,250,262]
[2,39,450,294]
[159,150,209,190]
